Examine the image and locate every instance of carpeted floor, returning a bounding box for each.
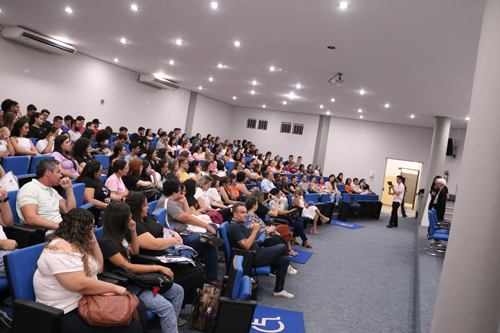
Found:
[177,212,445,333]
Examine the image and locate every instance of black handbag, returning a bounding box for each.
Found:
[113,265,173,295]
[286,209,300,223]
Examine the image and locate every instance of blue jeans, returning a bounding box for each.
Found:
[330,192,341,205]
[0,250,13,278]
[289,218,307,242]
[254,244,290,293]
[401,195,407,217]
[127,283,184,333]
[181,223,219,280]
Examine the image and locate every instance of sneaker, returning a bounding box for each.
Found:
[273,290,294,299]
[199,234,224,247]
[287,265,297,275]
[177,319,187,327]
[386,224,393,228]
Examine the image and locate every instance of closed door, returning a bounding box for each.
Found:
[401,170,419,209]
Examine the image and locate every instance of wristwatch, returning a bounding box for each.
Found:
[0,197,9,203]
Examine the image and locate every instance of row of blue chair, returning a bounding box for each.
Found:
[1,155,55,176]
[342,193,380,202]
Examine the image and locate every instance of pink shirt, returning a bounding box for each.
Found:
[51,152,79,176]
[105,174,126,194]
[393,183,405,203]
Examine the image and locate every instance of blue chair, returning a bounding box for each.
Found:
[225,161,234,170]
[208,145,213,150]
[284,173,292,181]
[231,256,245,299]
[124,144,130,154]
[199,160,205,166]
[363,194,372,201]
[321,194,331,203]
[71,179,77,184]
[66,183,94,209]
[109,136,116,144]
[100,174,107,183]
[337,184,346,191]
[29,137,37,146]
[372,195,380,201]
[151,141,157,148]
[90,142,97,148]
[94,227,103,240]
[174,150,180,158]
[8,190,21,223]
[154,208,168,227]
[257,182,262,191]
[306,175,311,182]
[153,137,159,143]
[424,210,449,256]
[2,156,30,175]
[147,200,158,215]
[353,194,363,202]
[244,157,251,164]
[342,193,351,202]
[29,155,55,174]
[93,154,110,171]
[220,222,270,275]
[304,193,319,204]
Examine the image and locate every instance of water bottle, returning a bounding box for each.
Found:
[203,307,213,321]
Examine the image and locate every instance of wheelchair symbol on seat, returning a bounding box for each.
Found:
[252,316,285,332]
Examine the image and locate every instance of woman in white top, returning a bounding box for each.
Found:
[191,177,232,222]
[36,126,57,154]
[222,149,233,162]
[9,120,40,156]
[0,127,14,158]
[292,188,329,235]
[33,208,145,333]
[105,160,130,200]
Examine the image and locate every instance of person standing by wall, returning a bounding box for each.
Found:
[387,175,405,228]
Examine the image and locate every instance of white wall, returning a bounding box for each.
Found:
[444,128,466,195]
[0,38,190,133]
[191,95,232,140]
[324,117,434,194]
[229,107,320,164]
[385,159,423,177]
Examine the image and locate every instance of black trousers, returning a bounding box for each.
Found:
[389,202,400,226]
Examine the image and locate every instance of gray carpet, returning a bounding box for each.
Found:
[178,212,445,333]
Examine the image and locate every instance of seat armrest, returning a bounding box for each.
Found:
[272,218,289,225]
[12,224,47,245]
[98,271,129,286]
[131,254,161,265]
[80,203,95,210]
[3,226,38,249]
[12,298,63,333]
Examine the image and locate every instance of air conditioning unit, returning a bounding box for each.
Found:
[138,74,181,91]
[1,26,77,55]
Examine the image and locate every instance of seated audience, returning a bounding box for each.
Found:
[33,208,146,333]
[0,187,17,277]
[177,157,190,182]
[144,147,160,173]
[213,151,226,177]
[285,161,297,174]
[2,112,19,136]
[72,137,92,173]
[222,149,233,162]
[298,174,310,194]
[36,126,57,154]
[235,172,257,200]
[283,155,294,167]
[119,126,131,144]
[60,115,72,132]
[231,161,243,175]
[273,173,282,190]
[138,138,150,158]
[105,160,129,200]
[253,164,263,181]
[325,175,342,206]
[0,127,14,157]
[140,160,158,187]
[68,119,82,142]
[281,176,292,195]
[314,165,323,177]
[167,137,178,158]
[261,171,276,194]
[187,160,202,181]
[337,172,345,185]
[244,161,259,185]
[308,175,327,197]
[166,159,181,181]
[351,178,365,194]
[156,160,169,189]
[52,135,79,179]
[27,112,46,139]
[77,161,114,223]
[155,132,168,151]
[98,202,184,332]
[93,129,111,155]
[124,142,140,163]
[195,176,233,219]
[359,179,373,195]
[109,144,127,164]
[144,128,155,142]
[122,158,152,192]
[345,178,352,194]
[109,133,128,152]
[298,164,307,175]
[130,127,145,143]
[227,203,294,299]
[218,176,239,204]
[155,179,223,288]
[292,188,330,235]
[81,129,95,142]
[10,120,40,156]
[17,159,76,235]
[288,175,300,193]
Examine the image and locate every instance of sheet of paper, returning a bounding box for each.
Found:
[0,171,19,192]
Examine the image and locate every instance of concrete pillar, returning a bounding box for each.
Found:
[418,116,451,226]
[184,92,198,136]
[312,115,330,168]
[430,0,500,332]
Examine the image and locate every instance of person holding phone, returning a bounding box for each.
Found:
[387,175,405,228]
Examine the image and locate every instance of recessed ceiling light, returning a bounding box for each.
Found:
[270,66,275,71]
[130,4,138,11]
[410,114,415,118]
[218,63,224,68]
[296,84,301,89]
[252,80,257,86]
[360,115,364,119]
[251,90,255,95]
[263,104,266,108]
[326,111,330,115]
[339,2,349,9]
[286,92,297,99]
[320,105,324,109]
[283,101,287,105]
[465,117,470,121]
[358,109,362,113]
[65,7,73,13]
[169,60,174,65]
[359,89,365,95]
[175,39,183,45]
[211,2,219,9]
[233,96,237,100]
[199,86,202,90]
[385,103,390,108]
[209,77,214,82]
[0,9,2,13]
[331,98,335,102]
[234,41,241,47]
[120,38,127,44]
[114,58,118,62]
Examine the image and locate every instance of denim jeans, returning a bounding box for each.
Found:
[289,219,307,242]
[254,244,290,293]
[330,192,341,205]
[127,283,184,333]
[181,223,219,280]
[0,249,13,278]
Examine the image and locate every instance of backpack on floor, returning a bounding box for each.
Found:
[189,287,220,332]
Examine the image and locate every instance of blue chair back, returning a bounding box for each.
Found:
[287,194,294,209]
[124,144,130,154]
[8,190,20,223]
[154,208,167,227]
[304,193,318,204]
[225,161,234,171]
[244,157,251,164]
[153,137,159,143]
[232,256,244,299]
[208,145,213,150]
[337,184,345,191]
[428,210,437,235]
[29,137,38,146]
[6,243,45,301]
[342,193,351,202]
[100,174,108,183]
[372,195,380,201]
[2,156,30,175]
[67,183,85,207]
[353,194,363,202]
[174,150,180,158]
[238,275,251,300]
[109,136,116,144]
[147,201,158,215]
[151,141,157,148]
[306,175,311,182]
[363,194,372,201]
[90,142,97,148]
[257,182,262,191]
[94,227,103,240]
[284,174,292,181]
[199,160,205,166]
[29,155,55,174]
[93,155,110,171]
[321,194,331,203]
[220,222,231,261]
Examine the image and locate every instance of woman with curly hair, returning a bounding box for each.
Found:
[72,137,92,173]
[33,208,147,332]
